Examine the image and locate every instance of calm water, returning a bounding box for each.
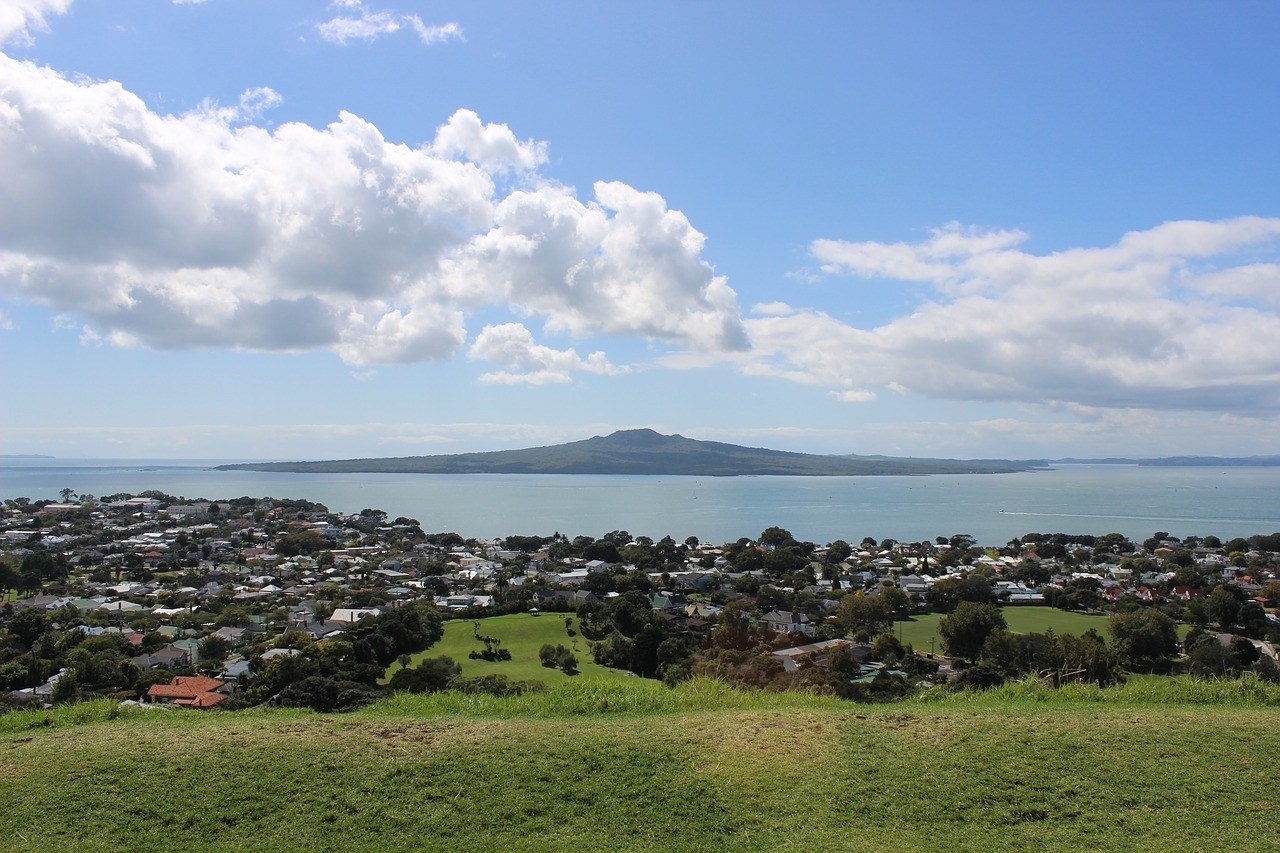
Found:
[3,459,1280,545]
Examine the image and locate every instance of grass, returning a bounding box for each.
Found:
[389,612,654,687]
[896,605,1197,652]
[896,605,1137,652]
[3,678,1280,851]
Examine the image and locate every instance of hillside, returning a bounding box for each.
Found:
[217,429,1045,476]
[3,681,1280,851]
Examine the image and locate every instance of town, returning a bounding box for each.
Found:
[3,491,1278,713]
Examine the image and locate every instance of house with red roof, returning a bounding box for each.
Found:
[146,675,230,708]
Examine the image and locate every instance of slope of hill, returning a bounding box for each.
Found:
[217,429,1045,476]
[3,681,1279,851]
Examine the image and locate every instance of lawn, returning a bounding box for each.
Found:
[3,680,1280,851]
[895,605,1114,652]
[389,612,652,687]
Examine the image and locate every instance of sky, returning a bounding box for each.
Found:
[1,0,1279,460]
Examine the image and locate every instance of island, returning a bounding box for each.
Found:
[216,428,1047,476]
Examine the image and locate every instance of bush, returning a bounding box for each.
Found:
[387,656,462,693]
[446,675,547,697]
[539,644,579,675]
[277,676,382,712]
[952,664,1007,690]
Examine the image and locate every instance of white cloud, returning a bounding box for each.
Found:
[430,108,546,173]
[741,218,1280,415]
[1185,263,1280,307]
[750,301,794,317]
[0,306,11,329]
[407,18,462,46]
[0,55,746,366]
[316,1,462,47]
[469,322,628,385]
[828,389,875,404]
[0,0,72,46]
[437,181,748,351]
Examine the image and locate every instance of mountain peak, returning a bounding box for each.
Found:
[594,428,678,446]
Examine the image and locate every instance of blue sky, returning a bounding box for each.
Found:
[2,0,1279,459]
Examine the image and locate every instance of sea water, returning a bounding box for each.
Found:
[2,460,1279,545]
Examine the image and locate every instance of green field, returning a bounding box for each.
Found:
[896,606,1117,652]
[3,679,1280,851]
[391,612,651,687]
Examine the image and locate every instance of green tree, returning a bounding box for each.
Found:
[1108,609,1178,672]
[198,634,230,665]
[387,656,461,693]
[878,585,910,620]
[1208,586,1241,628]
[938,602,1007,663]
[835,591,891,641]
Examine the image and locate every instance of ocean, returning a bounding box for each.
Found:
[2,459,1279,545]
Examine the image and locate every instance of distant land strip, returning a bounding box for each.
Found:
[216,429,1048,477]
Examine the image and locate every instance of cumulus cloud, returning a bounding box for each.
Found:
[469,322,628,385]
[430,108,546,173]
[316,1,462,47]
[0,0,72,46]
[436,181,748,350]
[0,55,746,367]
[743,218,1280,415]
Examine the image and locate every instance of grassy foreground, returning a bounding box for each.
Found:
[4,678,1280,851]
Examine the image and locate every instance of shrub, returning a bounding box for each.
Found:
[447,675,547,697]
[388,656,462,693]
[277,676,382,712]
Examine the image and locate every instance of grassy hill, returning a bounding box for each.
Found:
[217,428,1044,476]
[4,679,1280,850]
[389,612,651,687]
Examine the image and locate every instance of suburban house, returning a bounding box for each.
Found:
[761,610,816,636]
[146,675,230,708]
[770,638,870,672]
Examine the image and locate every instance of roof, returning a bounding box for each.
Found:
[147,675,225,701]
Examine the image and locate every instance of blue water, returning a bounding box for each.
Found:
[3,460,1279,545]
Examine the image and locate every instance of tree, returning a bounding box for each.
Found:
[387,656,462,693]
[878,585,910,619]
[927,575,993,613]
[825,540,852,564]
[198,635,230,665]
[1208,586,1241,628]
[1230,635,1260,667]
[608,589,653,637]
[759,527,795,549]
[1188,643,1240,677]
[1108,609,1178,672]
[835,592,891,640]
[1185,595,1211,627]
[938,602,1007,663]
[870,632,906,665]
